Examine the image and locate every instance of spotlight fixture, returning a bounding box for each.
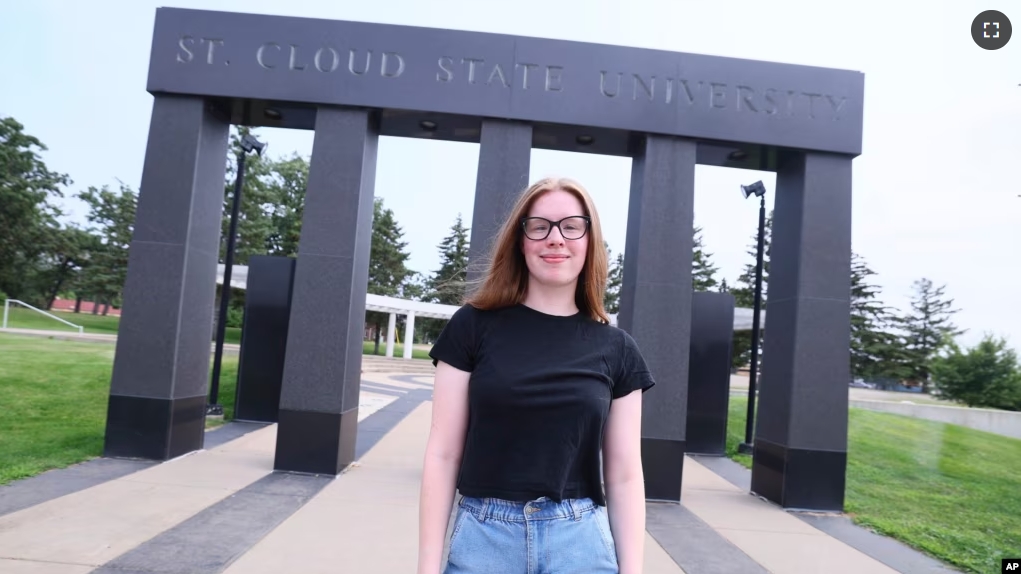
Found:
[576,134,595,145]
[240,133,267,156]
[420,120,438,131]
[263,108,282,120]
[740,180,767,199]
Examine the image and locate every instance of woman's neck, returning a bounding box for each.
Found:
[522,280,579,316]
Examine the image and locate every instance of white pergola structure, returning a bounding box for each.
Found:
[218,264,764,359]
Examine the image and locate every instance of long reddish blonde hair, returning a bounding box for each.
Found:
[464,177,610,324]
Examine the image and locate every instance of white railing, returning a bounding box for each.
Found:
[2,299,84,335]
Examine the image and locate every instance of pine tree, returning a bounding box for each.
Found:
[900,278,966,393]
[427,214,471,305]
[849,253,909,382]
[418,215,471,343]
[367,197,416,352]
[692,226,719,292]
[604,241,623,314]
[731,210,773,309]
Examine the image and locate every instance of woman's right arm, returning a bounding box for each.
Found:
[417,360,471,574]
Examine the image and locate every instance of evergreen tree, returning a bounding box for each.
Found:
[731,210,773,308]
[692,226,719,292]
[427,214,471,305]
[418,215,471,343]
[849,253,909,382]
[366,197,415,352]
[900,278,966,393]
[604,242,623,315]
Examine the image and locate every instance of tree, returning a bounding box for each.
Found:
[77,183,138,312]
[692,226,719,292]
[601,228,717,316]
[220,126,278,265]
[39,225,94,310]
[900,278,966,393]
[418,215,472,343]
[604,242,624,315]
[931,335,1021,411]
[731,210,773,309]
[0,117,71,303]
[264,152,309,259]
[849,253,910,382]
[427,214,471,305]
[366,198,415,352]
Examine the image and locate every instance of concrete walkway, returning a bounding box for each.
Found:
[0,373,956,573]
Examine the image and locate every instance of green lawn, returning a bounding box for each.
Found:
[0,334,239,485]
[724,395,1021,574]
[4,306,245,345]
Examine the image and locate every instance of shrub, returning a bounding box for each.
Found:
[931,334,1021,411]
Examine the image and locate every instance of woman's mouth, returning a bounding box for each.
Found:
[541,255,569,263]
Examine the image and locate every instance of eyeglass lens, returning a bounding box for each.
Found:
[523,217,589,240]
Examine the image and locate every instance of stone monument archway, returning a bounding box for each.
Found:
[103,7,863,511]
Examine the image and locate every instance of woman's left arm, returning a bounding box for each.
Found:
[602,389,646,574]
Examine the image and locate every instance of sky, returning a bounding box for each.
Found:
[2,0,1019,350]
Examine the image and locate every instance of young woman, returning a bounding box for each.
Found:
[417,177,655,574]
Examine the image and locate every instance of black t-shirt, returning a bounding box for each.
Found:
[428,302,655,507]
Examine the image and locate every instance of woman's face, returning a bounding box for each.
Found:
[520,189,589,289]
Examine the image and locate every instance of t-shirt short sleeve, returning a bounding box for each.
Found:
[429,304,478,372]
[612,331,656,399]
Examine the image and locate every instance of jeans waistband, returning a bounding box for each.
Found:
[458,496,597,522]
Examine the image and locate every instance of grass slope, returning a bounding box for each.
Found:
[725,395,1020,574]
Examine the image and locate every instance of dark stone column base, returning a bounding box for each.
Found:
[641,438,686,502]
[274,407,358,475]
[103,394,206,460]
[750,438,847,511]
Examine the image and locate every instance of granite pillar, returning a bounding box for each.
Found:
[618,135,696,502]
[234,255,296,423]
[103,95,229,460]
[274,107,378,475]
[750,152,853,511]
[685,292,736,456]
[466,120,532,285]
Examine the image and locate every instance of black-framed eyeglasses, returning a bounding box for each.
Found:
[520,216,591,240]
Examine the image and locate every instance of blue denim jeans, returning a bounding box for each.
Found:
[443,495,619,574]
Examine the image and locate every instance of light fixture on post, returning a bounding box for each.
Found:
[208,133,266,416]
[737,179,767,455]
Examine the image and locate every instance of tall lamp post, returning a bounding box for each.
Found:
[737,180,767,455]
[207,133,266,416]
